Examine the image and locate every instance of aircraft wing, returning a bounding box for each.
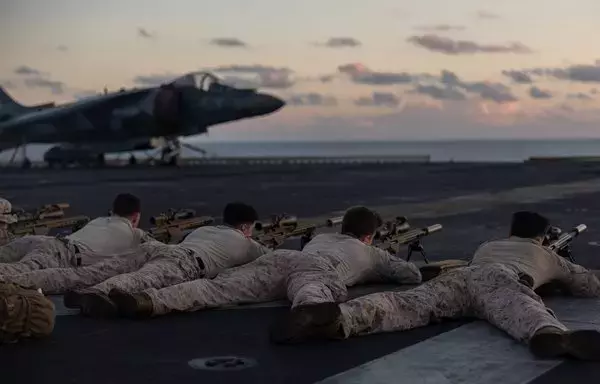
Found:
[0,91,132,130]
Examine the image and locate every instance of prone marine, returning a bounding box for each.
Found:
[270,211,600,361]
[98,206,422,319]
[73,202,272,317]
[0,198,17,247]
[0,193,149,276]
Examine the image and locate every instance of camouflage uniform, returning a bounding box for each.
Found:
[0,229,15,248]
[5,248,153,294]
[82,225,269,295]
[0,198,17,247]
[141,233,422,316]
[336,237,600,342]
[0,216,145,276]
[0,236,55,263]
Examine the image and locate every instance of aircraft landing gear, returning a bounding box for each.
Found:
[160,139,181,166]
[96,153,106,167]
[128,154,137,165]
[7,145,30,168]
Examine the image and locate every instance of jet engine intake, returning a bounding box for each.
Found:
[153,85,183,137]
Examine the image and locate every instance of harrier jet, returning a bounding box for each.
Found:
[0,71,285,166]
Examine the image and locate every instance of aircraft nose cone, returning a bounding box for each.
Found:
[257,93,285,114]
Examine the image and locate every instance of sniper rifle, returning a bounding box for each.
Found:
[254,214,342,249]
[9,215,90,237]
[543,224,587,263]
[11,203,70,225]
[376,223,443,263]
[148,209,215,244]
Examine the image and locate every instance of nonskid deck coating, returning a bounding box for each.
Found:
[2,162,600,383]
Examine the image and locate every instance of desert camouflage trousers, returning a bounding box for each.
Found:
[146,250,347,316]
[86,242,206,295]
[4,249,152,294]
[0,235,55,263]
[339,263,577,342]
[0,238,81,276]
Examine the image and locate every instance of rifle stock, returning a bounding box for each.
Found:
[377,223,443,262]
[149,208,197,226]
[148,215,215,244]
[13,202,71,223]
[9,215,90,236]
[254,215,342,249]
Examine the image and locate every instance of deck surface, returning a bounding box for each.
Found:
[1,161,600,383]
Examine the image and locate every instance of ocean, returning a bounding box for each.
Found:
[4,139,600,163]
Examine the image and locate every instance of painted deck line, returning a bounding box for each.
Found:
[305,177,600,222]
[316,298,600,384]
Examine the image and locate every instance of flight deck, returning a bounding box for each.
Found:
[1,160,600,383]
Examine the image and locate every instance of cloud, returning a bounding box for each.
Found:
[286,93,337,106]
[409,84,466,100]
[477,11,500,19]
[24,77,65,94]
[530,63,600,83]
[57,45,68,52]
[337,63,415,85]
[210,38,248,48]
[14,65,43,76]
[407,34,532,55]
[137,28,156,39]
[212,65,295,89]
[355,92,401,107]
[316,37,362,48]
[438,70,518,103]
[463,82,517,103]
[567,92,593,100]
[415,24,465,32]
[529,86,552,99]
[319,75,335,83]
[502,70,533,84]
[132,73,177,86]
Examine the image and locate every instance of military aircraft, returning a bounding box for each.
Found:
[0,71,285,167]
[0,88,55,123]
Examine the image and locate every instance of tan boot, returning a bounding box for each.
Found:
[109,289,153,319]
[80,291,118,318]
[63,289,92,309]
[269,302,343,344]
[529,326,600,360]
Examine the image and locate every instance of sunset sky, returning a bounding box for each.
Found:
[2,0,600,140]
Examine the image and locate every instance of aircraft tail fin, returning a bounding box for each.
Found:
[0,87,24,108]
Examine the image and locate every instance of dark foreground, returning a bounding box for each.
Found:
[2,161,600,384]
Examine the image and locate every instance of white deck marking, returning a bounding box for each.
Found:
[316,298,600,384]
[305,177,600,222]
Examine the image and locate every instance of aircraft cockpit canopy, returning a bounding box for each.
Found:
[170,72,246,93]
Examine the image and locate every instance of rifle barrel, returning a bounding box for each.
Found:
[548,224,586,251]
[385,224,443,247]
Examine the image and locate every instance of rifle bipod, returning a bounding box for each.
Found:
[557,246,575,263]
[404,239,430,264]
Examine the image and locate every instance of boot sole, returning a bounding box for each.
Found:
[565,330,600,361]
[63,291,83,309]
[530,330,600,361]
[270,302,341,344]
[530,332,567,359]
[80,293,118,318]
[109,290,146,319]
